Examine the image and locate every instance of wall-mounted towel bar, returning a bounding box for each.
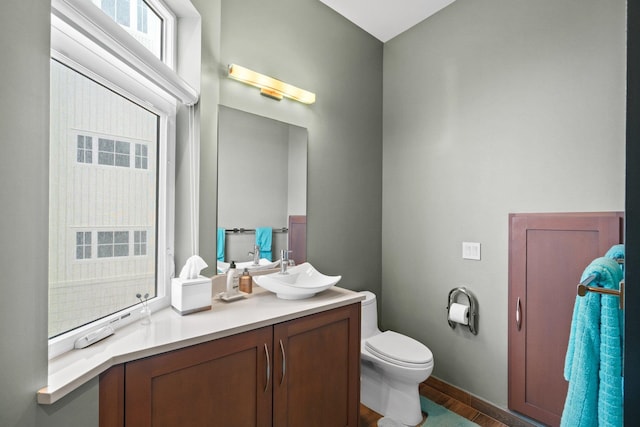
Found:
[224,227,288,234]
[577,275,625,309]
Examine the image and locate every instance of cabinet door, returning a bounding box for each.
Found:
[273,303,360,427]
[508,212,623,426]
[125,326,273,427]
[100,364,124,427]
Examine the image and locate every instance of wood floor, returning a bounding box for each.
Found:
[359,382,509,427]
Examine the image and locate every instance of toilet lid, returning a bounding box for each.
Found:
[365,331,432,367]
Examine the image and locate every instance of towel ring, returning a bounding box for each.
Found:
[446,287,478,335]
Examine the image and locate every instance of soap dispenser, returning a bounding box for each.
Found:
[221,261,244,301]
[239,268,252,294]
[227,261,238,292]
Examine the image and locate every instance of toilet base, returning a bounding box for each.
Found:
[361,361,425,426]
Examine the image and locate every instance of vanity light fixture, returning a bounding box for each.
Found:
[227,64,316,105]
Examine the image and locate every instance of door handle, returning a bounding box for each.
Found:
[516,297,522,331]
[264,343,270,393]
[279,339,286,385]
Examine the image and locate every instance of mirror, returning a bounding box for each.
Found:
[217,105,307,269]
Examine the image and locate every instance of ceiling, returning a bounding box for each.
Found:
[318,0,456,42]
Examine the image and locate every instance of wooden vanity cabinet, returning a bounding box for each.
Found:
[100,303,361,427]
[273,303,360,427]
[125,326,273,427]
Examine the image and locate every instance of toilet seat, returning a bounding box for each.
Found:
[365,331,433,368]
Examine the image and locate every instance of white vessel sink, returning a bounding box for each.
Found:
[253,262,342,300]
[217,258,281,274]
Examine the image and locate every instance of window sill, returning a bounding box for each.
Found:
[37,285,363,404]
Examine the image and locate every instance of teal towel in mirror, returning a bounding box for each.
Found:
[217,228,225,262]
[256,227,272,261]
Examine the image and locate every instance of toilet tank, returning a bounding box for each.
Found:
[359,291,380,339]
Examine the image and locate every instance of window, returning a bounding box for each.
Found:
[136,0,148,33]
[115,0,130,26]
[101,0,131,26]
[48,0,197,358]
[98,138,131,167]
[77,135,93,164]
[91,0,164,60]
[97,231,130,258]
[74,229,149,260]
[76,135,150,170]
[76,232,92,259]
[134,230,147,255]
[135,143,148,169]
[49,59,160,339]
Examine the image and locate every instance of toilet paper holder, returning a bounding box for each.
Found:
[447,287,478,335]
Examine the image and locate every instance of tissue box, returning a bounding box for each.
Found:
[171,276,212,315]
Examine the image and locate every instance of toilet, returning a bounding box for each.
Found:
[359,291,434,426]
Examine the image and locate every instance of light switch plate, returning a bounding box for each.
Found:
[462,242,481,260]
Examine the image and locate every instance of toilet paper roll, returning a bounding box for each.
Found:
[448,303,469,325]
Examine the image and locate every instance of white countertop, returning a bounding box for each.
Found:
[38,285,364,404]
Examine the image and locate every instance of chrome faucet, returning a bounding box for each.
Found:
[248,244,260,265]
[280,249,292,274]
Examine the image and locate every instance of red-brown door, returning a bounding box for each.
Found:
[508,212,623,426]
[288,215,306,265]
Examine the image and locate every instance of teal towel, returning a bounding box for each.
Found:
[605,244,624,261]
[597,262,624,427]
[605,244,624,275]
[217,228,225,262]
[604,244,625,353]
[256,227,272,261]
[561,257,623,427]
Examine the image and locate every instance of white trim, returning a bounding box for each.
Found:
[51,0,198,105]
[49,47,175,115]
[148,0,177,70]
[188,105,199,255]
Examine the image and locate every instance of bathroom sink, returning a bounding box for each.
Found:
[253,262,341,300]
[217,258,281,274]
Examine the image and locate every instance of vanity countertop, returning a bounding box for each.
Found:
[38,285,364,404]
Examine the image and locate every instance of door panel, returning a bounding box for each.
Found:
[508,212,623,426]
[288,215,306,265]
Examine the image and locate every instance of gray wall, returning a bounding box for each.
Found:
[218,106,292,228]
[0,1,57,426]
[381,0,626,407]
[288,125,308,216]
[0,0,99,425]
[197,0,384,290]
[194,0,221,277]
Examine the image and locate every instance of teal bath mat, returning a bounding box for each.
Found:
[420,396,479,426]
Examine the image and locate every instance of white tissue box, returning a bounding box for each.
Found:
[171,276,212,315]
